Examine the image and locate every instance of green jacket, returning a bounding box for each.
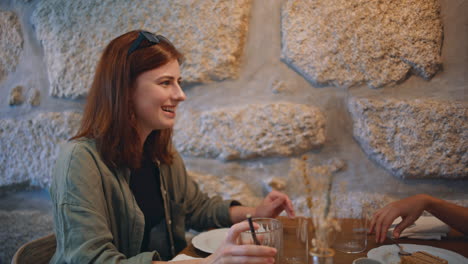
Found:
[50,138,235,263]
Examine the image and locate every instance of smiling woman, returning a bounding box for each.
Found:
[49,30,295,264]
[71,30,184,168]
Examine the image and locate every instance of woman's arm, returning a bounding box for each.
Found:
[425,195,468,235]
[370,194,468,243]
[229,190,295,223]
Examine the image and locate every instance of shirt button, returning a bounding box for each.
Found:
[171,246,175,251]
[168,220,172,225]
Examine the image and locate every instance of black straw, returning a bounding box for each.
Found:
[246,214,261,245]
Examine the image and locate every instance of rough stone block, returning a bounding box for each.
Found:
[281,0,443,88]
[28,88,41,106]
[9,85,24,106]
[0,112,81,187]
[292,192,395,219]
[188,171,261,207]
[0,10,23,85]
[348,97,468,179]
[31,0,251,98]
[174,102,326,160]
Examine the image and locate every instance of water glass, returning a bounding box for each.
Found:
[333,208,368,254]
[282,217,309,264]
[309,248,335,264]
[239,218,283,263]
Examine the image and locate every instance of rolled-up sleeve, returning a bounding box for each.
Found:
[170,152,240,231]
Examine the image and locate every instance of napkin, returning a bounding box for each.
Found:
[170,254,202,261]
[387,216,450,240]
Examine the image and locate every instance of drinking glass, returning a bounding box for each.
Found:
[309,248,335,264]
[333,207,368,254]
[282,217,309,264]
[239,218,283,263]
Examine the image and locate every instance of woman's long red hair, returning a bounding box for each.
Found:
[71,30,183,169]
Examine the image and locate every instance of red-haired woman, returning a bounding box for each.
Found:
[50,30,294,264]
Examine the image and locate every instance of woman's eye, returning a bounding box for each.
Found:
[160,80,171,86]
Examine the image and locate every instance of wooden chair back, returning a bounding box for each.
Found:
[11,234,56,264]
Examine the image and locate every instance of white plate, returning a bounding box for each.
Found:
[367,244,467,264]
[192,228,230,253]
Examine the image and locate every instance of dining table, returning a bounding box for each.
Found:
[179,216,468,263]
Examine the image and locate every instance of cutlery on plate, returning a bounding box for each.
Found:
[391,237,412,256]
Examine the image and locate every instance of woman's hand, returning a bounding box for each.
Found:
[369,194,430,243]
[254,190,295,218]
[203,222,277,264]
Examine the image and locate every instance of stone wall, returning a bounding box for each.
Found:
[1,0,467,225]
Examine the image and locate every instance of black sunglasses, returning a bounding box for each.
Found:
[127,31,169,55]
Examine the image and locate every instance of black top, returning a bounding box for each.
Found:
[129,154,164,252]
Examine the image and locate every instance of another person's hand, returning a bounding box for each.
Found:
[254,190,295,218]
[369,194,430,243]
[203,222,277,264]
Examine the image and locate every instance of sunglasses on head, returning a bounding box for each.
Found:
[127,31,170,56]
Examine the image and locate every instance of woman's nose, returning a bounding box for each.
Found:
[173,83,186,101]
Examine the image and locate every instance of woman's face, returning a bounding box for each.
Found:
[133,59,186,136]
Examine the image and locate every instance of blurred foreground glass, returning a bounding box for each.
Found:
[282,217,309,264]
[333,207,368,253]
[309,247,335,264]
[239,218,283,263]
